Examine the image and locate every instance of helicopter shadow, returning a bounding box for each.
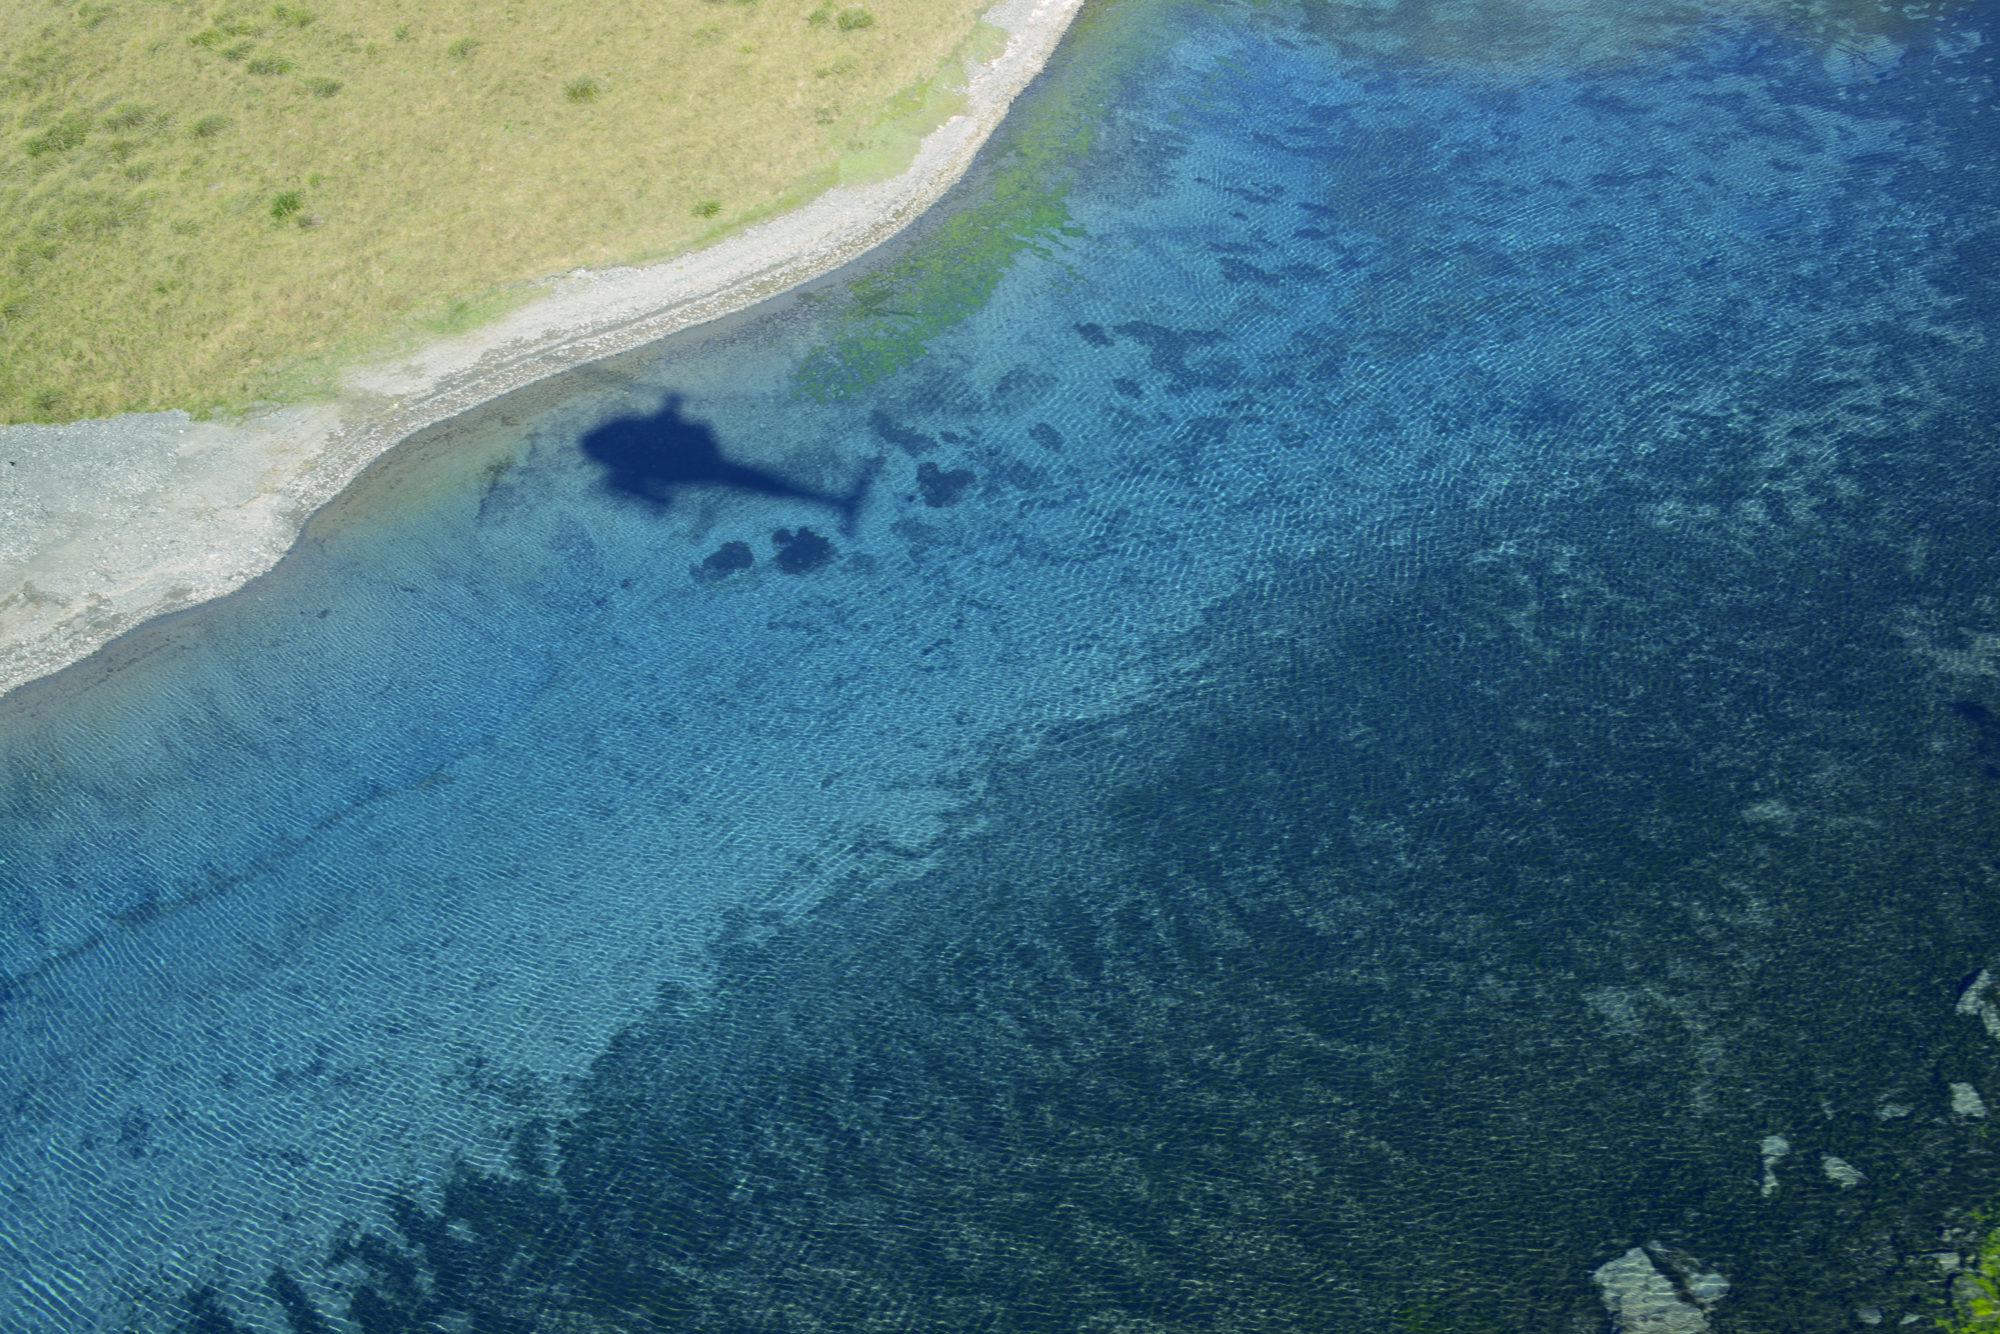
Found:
[577,393,875,530]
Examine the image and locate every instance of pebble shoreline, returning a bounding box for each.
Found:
[0,0,1083,704]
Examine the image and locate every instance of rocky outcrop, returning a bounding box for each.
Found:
[1593,1246,1728,1333]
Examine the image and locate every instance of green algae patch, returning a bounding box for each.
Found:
[1946,1221,2000,1331]
[796,0,1174,401]
[797,165,1077,399]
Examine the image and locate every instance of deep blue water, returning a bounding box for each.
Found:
[4,0,1999,1328]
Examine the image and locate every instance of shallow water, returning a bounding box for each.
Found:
[3,0,1998,1328]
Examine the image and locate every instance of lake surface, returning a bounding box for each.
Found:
[4,0,1999,1328]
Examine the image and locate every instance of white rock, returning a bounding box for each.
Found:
[1684,1270,1730,1307]
[1957,970,2000,1041]
[1952,1082,1988,1118]
[1592,1248,1711,1333]
[1822,1155,1865,1188]
[1650,1245,1730,1310]
[1760,1135,1791,1197]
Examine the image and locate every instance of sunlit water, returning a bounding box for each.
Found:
[3,0,1998,1328]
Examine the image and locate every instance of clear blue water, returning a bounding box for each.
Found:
[4,0,1999,1327]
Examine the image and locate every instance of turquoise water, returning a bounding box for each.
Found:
[4,0,1999,1327]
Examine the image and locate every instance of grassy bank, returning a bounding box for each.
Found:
[0,0,992,422]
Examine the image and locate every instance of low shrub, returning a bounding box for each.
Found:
[270,4,315,26]
[190,113,230,138]
[101,102,162,132]
[245,54,295,74]
[448,36,479,57]
[563,74,599,102]
[269,189,304,221]
[691,198,721,217]
[835,7,874,30]
[24,114,92,157]
[303,76,342,97]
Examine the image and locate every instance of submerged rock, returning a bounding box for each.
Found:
[1592,1248,1713,1333]
[1822,1155,1865,1188]
[1760,1134,1791,1197]
[1650,1244,1730,1310]
[1956,969,2000,1040]
[1952,1082,1989,1118]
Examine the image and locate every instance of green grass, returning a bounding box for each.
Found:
[0,0,991,422]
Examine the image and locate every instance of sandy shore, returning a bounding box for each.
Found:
[0,0,1081,704]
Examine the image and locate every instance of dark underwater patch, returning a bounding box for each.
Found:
[916,460,977,508]
[264,1267,334,1334]
[1947,699,2000,778]
[696,540,754,581]
[770,526,834,574]
[1109,320,1230,386]
[152,427,2000,1329]
[870,408,935,455]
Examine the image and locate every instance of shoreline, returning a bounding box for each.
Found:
[0,0,1083,705]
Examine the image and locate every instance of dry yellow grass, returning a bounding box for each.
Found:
[0,0,994,422]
